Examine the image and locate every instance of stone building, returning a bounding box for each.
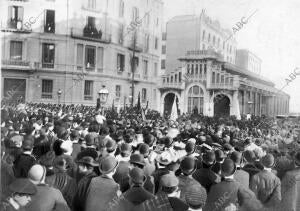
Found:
[236,49,262,75]
[159,49,289,117]
[1,0,163,109]
[165,10,237,74]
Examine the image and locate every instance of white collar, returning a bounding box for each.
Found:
[23,151,32,155]
[224,175,234,180]
[8,197,20,210]
[264,167,272,172]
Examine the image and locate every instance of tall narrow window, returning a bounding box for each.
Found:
[87,16,95,27]
[87,0,96,9]
[42,43,55,68]
[44,10,55,33]
[155,37,158,49]
[208,33,211,42]
[117,53,125,72]
[162,45,166,54]
[97,47,104,71]
[154,62,158,77]
[116,85,121,98]
[145,34,150,52]
[84,80,93,100]
[213,36,215,46]
[132,7,139,21]
[85,46,95,70]
[142,88,147,103]
[41,79,53,99]
[10,41,22,60]
[161,60,165,69]
[202,30,205,40]
[8,6,23,29]
[143,60,148,76]
[76,44,84,69]
[119,0,124,17]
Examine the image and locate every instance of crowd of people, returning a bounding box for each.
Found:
[1,102,300,211]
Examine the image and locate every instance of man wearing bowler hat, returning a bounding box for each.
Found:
[1,178,37,211]
[122,167,154,205]
[250,153,281,208]
[230,151,249,188]
[85,156,120,211]
[178,157,207,205]
[73,156,99,211]
[204,158,252,211]
[13,136,36,178]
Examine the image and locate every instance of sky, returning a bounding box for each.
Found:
[162,0,300,113]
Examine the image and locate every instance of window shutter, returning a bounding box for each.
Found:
[76,44,84,66]
[97,47,104,71]
[7,6,12,24]
[18,7,24,21]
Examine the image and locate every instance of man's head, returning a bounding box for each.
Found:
[28,164,47,184]
[9,178,37,207]
[77,156,98,175]
[160,173,180,197]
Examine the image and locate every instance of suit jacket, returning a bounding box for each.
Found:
[46,172,77,209]
[178,174,207,204]
[277,166,300,211]
[113,160,130,192]
[234,168,250,188]
[203,178,242,211]
[25,184,70,211]
[250,169,281,207]
[192,167,220,192]
[85,175,120,211]
[123,185,155,205]
[73,172,97,211]
[13,153,36,178]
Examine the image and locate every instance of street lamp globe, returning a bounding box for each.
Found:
[57,89,62,97]
[98,85,109,104]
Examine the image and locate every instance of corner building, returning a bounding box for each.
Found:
[160,11,289,117]
[1,0,163,109]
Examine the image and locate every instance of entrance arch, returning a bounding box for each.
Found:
[187,85,204,114]
[214,94,230,117]
[164,93,179,117]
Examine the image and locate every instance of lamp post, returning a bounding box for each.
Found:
[57,89,62,104]
[98,85,109,111]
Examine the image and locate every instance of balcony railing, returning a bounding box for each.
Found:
[159,81,185,90]
[2,19,32,33]
[71,27,111,43]
[208,82,237,90]
[2,59,30,67]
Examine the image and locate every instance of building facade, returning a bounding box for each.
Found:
[1,0,163,109]
[159,49,289,117]
[236,49,262,74]
[165,10,237,74]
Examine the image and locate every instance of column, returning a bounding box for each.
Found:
[231,90,241,119]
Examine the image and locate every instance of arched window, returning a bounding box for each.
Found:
[212,72,215,83]
[188,85,204,114]
[208,33,211,42]
[202,30,205,40]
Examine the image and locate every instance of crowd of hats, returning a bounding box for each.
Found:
[1,102,300,210]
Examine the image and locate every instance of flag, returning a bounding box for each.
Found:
[141,108,146,121]
[170,96,178,121]
[137,92,141,110]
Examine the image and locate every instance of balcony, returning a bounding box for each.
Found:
[159,81,185,90]
[207,82,238,90]
[71,27,111,44]
[2,59,30,66]
[127,42,143,52]
[1,19,31,33]
[127,72,141,81]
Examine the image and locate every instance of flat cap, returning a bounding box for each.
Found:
[160,173,179,188]
[9,178,37,195]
